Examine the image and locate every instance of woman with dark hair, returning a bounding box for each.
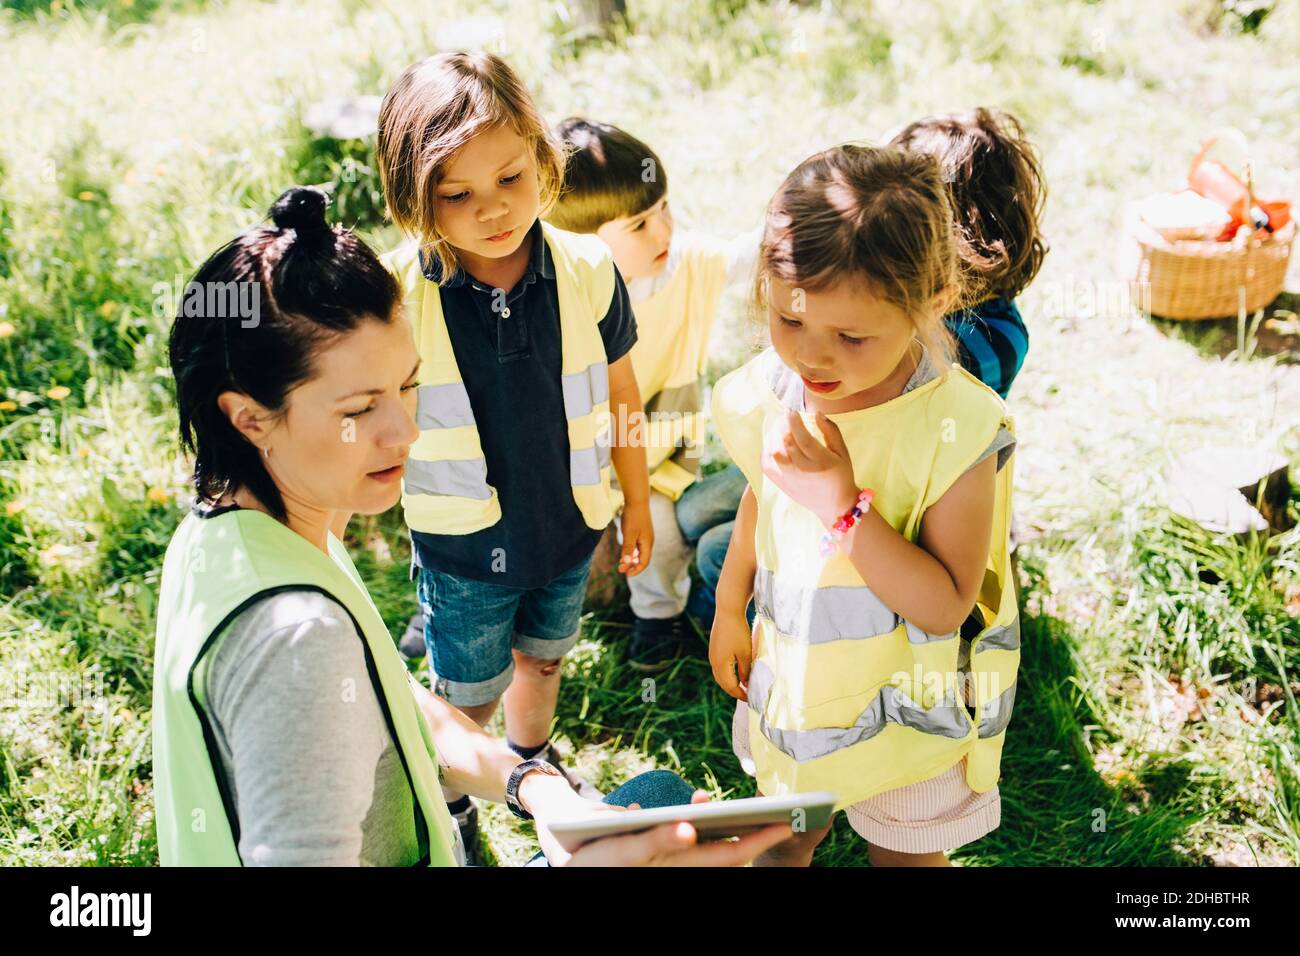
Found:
[152,186,791,867]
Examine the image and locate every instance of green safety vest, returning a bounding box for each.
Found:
[381,221,616,536]
[712,348,1020,807]
[151,508,460,866]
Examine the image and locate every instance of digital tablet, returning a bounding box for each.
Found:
[545,791,839,852]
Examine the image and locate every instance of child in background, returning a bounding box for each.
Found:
[709,144,1020,866]
[685,107,1046,629]
[547,118,759,670]
[376,53,654,856]
[889,107,1047,399]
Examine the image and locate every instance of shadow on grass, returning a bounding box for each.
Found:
[1147,291,1300,364]
[953,605,1205,867]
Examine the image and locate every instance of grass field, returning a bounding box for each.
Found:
[1,0,1297,866]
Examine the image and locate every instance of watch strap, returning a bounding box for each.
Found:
[505,758,563,820]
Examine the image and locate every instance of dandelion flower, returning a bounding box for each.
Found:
[46,386,71,400]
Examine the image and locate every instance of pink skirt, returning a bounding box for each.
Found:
[731,699,1000,854]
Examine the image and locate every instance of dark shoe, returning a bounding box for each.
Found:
[628,614,691,672]
[399,611,426,659]
[679,613,709,657]
[450,801,485,866]
[534,740,604,801]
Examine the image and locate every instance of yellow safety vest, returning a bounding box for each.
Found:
[711,348,1019,808]
[615,237,729,510]
[382,222,616,536]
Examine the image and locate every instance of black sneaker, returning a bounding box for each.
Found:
[450,801,485,866]
[628,614,690,672]
[399,611,426,659]
[534,741,604,801]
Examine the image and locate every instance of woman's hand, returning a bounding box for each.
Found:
[526,774,631,865]
[544,789,792,867]
[709,609,754,701]
[618,498,654,576]
[761,410,859,529]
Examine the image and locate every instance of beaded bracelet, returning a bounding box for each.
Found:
[819,489,875,557]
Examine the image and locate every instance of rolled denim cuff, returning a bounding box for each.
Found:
[430,659,515,707]
[513,626,582,661]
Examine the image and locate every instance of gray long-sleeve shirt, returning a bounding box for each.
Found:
[201,590,424,866]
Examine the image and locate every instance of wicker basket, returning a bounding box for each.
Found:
[1123,129,1295,320]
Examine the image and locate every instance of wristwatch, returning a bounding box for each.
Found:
[505,758,564,820]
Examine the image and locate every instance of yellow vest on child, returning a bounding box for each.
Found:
[382,222,615,536]
[711,348,1019,808]
[610,237,729,511]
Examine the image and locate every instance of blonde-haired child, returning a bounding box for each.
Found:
[376,52,654,854]
[709,144,1019,866]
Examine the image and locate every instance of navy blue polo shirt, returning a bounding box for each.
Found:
[410,220,637,589]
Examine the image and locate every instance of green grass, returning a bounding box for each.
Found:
[1,0,1298,866]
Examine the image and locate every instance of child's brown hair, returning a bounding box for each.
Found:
[889,108,1046,305]
[757,143,960,370]
[376,51,566,283]
[547,117,668,234]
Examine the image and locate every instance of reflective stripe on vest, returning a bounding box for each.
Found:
[564,359,613,486]
[403,457,492,500]
[748,660,1019,758]
[713,347,1020,806]
[753,566,899,644]
[748,660,972,761]
[416,382,476,429]
[979,682,1017,738]
[382,222,616,535]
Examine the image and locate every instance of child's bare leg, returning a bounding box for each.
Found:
[502,648,562,749]
[458,698,502,728]
[867,843,952,867]
[753,823,833,866]
[751,792,834,866]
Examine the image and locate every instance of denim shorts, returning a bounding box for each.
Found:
[417,552,594,706]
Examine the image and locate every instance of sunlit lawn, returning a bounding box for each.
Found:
[1,0,1297,865]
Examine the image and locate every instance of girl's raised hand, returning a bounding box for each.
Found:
[761,410,859,528]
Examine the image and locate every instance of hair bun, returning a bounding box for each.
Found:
[269,186,331,234]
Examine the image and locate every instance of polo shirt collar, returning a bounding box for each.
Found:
[418,219,553,288]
